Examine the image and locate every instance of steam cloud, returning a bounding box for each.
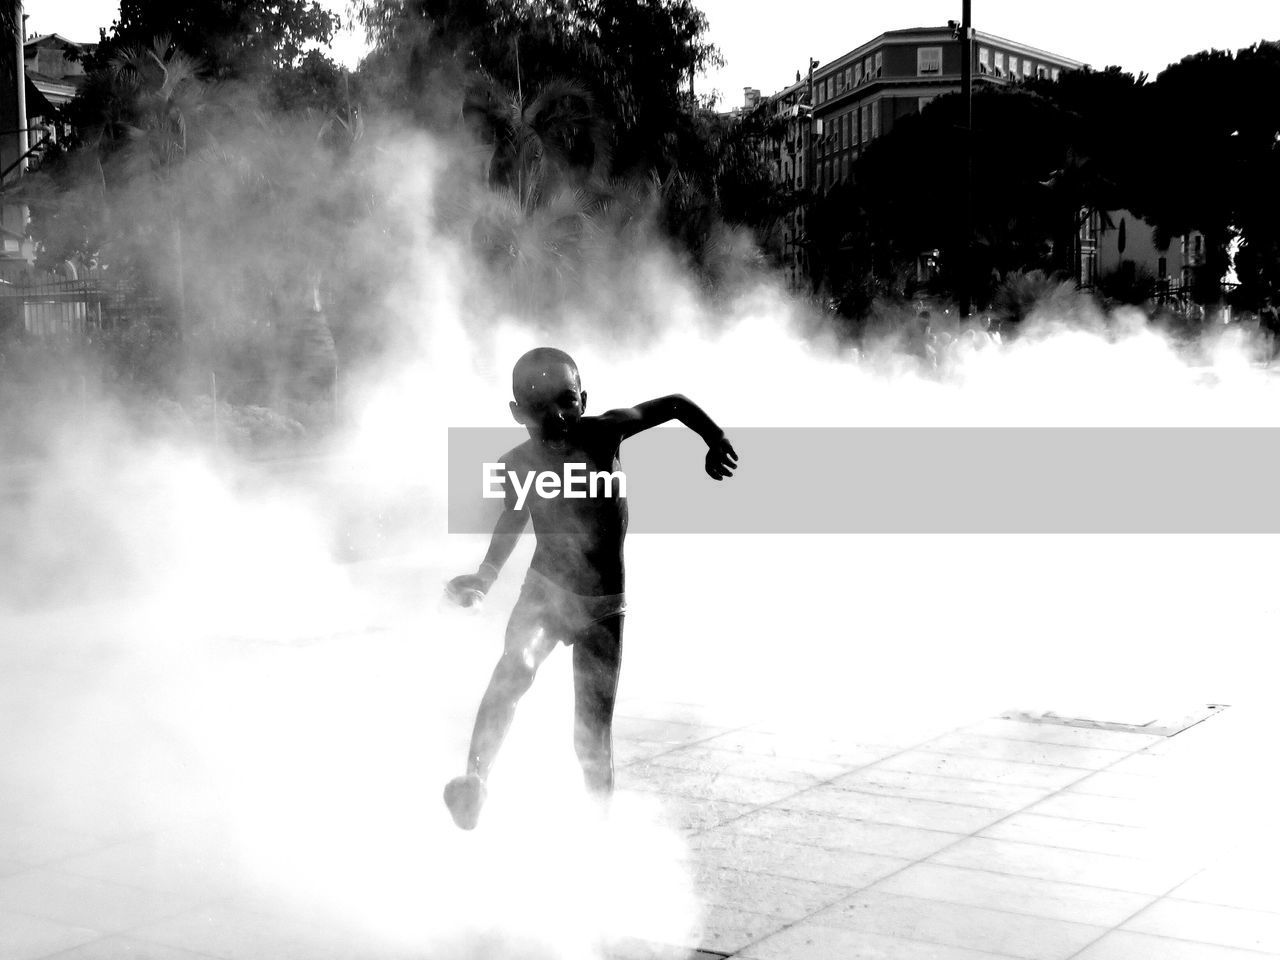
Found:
[2,76,1278,958]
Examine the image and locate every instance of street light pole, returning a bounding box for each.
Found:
[959,0,973,318]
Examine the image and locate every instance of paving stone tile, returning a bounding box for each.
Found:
[963,719,1163,753]
[1172,865,1280,914]
[1122,898,1280,953]
[693,904,787,955]
[1065,771,1169,800]
[616,739,685,766]
[875,753,1092,791]
[831,768,1052,812]
[809,889,1107,960]
[130,904,367,960]
[642,745,853,785]
[624,763,803,805]
[689,831,912,888]
[931,837,1199,895]
[921,734,1131,772]
[871,862,1156,927]
[978,812,1160,859]
[38,935,227,960]
[691,862,852,920]
[0,909,101,960]
[739,923,1020,960]
[52,832,244,902]
[0,820,113,867]
[1073,930,1277,960]
[617,791,758,834]
[716,808,961,860]
[0,868,204,934]
[1098,752,1176,778]
[777,788,1007,834]
[0,858,29,878]
[1023,791,1169,828]
[696,729,900,768]
[614,718,731,747]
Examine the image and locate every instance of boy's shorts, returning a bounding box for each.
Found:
[514,567,626,645]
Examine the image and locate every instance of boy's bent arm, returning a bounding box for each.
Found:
[598,395,738,480]
[599,394,723,443]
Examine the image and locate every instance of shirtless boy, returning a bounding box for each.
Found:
[443,347,737,829]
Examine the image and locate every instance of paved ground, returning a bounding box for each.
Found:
[607,700,1279,960]
[2,680,1275,960]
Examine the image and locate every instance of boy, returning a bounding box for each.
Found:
[443,347,738,829]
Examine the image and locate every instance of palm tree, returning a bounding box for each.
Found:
[463,74,611,213]
[110,37,209,344]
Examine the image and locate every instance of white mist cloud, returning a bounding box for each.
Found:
[2,89,1278,959]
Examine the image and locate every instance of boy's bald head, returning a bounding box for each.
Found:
[512,347,580,403]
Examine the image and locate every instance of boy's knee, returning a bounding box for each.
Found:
[495,652,538,693]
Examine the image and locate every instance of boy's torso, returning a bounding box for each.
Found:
[503,418,628,595]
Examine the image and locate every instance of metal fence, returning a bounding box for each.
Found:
[0,275,164,337]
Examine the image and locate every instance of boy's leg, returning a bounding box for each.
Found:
[467,596,562,782]
[571,614,624,800]
[446,588,561,829]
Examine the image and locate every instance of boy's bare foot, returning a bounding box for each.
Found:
[443,774,487,830]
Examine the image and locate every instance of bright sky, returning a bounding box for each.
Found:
[26,0,1279,108]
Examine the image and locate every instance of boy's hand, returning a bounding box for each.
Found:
[445,569,495,607]
[705,436,739,481]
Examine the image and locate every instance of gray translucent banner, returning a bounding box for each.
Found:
[448,428,1280,533]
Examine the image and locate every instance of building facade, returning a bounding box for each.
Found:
[764,26,1083,289]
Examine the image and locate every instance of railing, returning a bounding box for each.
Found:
[0,276,163,337]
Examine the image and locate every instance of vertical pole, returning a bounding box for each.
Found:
[960,0,973,319]
[805,57,818,290]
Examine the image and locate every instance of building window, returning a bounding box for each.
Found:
[1051,67,1061,81]
[874,51,883,77]
[918,46,942,76]
[864,56,872,80]
[840,155,848,181]
[1037,65,1048,79]
[995,51,1005,76]
[1023,60,1033,78]
[854,62,863,85]
[845,67,853,88]
[844,112,852,146]
[1007,55,1018,78]
[861,104,870,142]
[870,102,880,139]
[836,71,845,92]
[979,47,990,73]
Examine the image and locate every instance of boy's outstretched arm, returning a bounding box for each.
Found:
[446,507,529,605]
[599,395,739,480]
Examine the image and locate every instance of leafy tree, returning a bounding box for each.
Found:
[89,0,339,79]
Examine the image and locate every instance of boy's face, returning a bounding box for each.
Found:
[510,362,586,441]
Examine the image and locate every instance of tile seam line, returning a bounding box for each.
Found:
[907,747,1121,774]
[782,785,1042,815]
[1059,870,1238,960]
[38,929,229,960]
[684,722,977,838]
[933,733,1147,756]
[724,911,1033,960]
[618,722,762,768]
[960,728,1162,753]
[704,863,1152,930]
